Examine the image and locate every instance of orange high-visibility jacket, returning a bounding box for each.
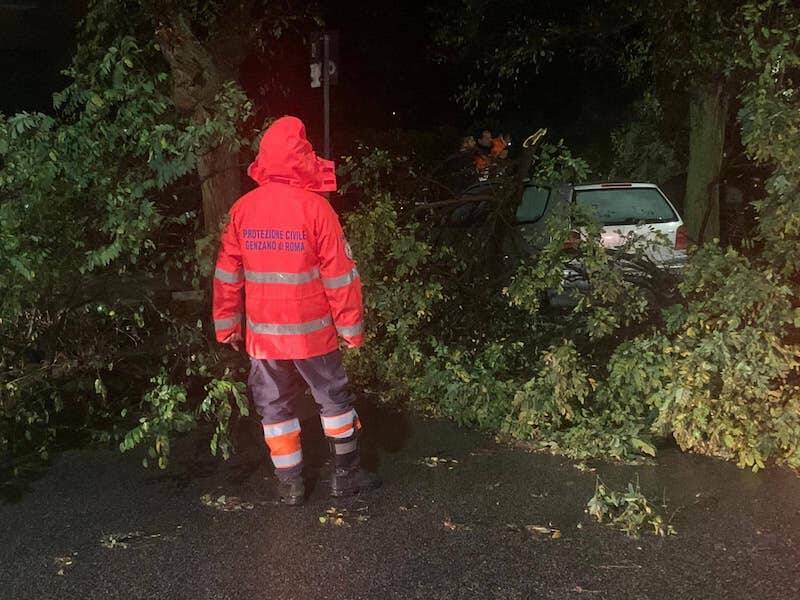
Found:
[212,116,364,359]
[473,137,508,172]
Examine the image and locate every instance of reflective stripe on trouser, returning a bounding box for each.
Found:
[248,349,358,481]
[263,418,303,472]
[321,408,361,439]
[323,409,362,470]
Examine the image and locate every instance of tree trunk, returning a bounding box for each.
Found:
[196,143,243,234]
[156,13,242,233]
[684,82,729,243]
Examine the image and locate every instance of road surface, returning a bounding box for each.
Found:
[2,404,799,599]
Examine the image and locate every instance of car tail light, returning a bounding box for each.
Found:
[563,230,581,250]
[675,225,689,250]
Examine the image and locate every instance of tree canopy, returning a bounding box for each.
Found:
[2,0,800,474]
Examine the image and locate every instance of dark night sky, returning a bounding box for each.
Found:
[246,2,469,153]
[0,1,81,114]
[0,1,636,163]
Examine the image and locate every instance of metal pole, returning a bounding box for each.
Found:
[323,32,331,160]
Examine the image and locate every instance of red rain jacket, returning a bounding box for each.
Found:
[212,116,364,359]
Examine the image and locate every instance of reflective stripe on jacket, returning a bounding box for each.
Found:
[212,116,364,359]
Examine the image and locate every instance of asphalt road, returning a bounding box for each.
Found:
[2,404,799,600]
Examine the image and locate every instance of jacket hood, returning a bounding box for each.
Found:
[247,116,337,193]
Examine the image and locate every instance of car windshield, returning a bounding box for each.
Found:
[574,188,677,226]
[516,185,550,223]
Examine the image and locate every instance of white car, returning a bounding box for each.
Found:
[515,182,689,306]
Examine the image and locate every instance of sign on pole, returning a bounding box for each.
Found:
[310,31,339,89]
[310,31,339,161]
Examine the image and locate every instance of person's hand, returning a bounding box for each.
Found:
[342,337,363,350]
[225,332,243,352]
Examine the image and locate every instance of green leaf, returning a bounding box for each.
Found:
[629,438,655,457]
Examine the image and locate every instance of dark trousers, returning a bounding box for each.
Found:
[249,350,360,481]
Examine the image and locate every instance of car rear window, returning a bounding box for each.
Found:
[516,185,550,223]
[574,188,677,225]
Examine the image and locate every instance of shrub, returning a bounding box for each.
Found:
[586,477,676,538]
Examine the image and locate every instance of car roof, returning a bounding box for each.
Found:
[573,182,660,191]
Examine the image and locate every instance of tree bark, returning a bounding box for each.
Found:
[195,143,243,234]
[684,81,729,243]
[156,13,244,234]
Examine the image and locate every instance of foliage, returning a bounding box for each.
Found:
[340,140,669,462]
[736,0,800,275]
[3,0,800,479]
[338,147,456,403]
[650,245,800,469]
[403,0,800,472]
[120,370,247,467]
[586,477,676,538]
[342,2,800,466]
[529,140,592,184]
[609,92,683,184]
[654,0,800,469]
[499,205,673,461]
[634,0,747,89]
[0,1,256,468]
[431,0,636,114]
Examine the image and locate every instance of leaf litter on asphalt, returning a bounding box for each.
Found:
[573,462,596,473]
[200,493,254,512]
[54,553,77,576]
[527,524,562,539]
[99,531,165,549]
[418,456,460,469]
[318,504,370,527]
[442,515,471,531]
[505,523,562,540]
[469,447,497,456]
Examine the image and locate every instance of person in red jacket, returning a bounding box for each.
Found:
[213,116,380,506]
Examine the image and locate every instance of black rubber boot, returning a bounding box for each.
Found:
[330,466,382,498]
[277,477,305,506]
[328,431,381,498]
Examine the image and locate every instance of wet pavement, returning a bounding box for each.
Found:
[1,402,799,600]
